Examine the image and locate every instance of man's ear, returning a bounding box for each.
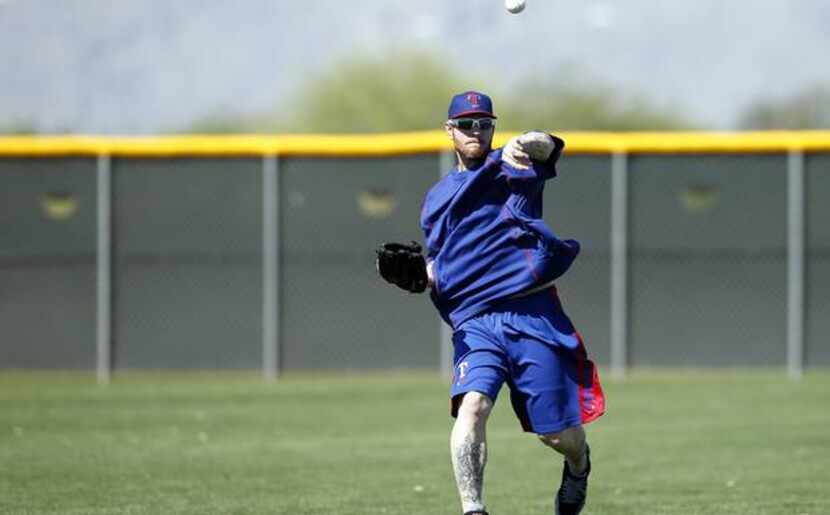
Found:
[445,123,454,140]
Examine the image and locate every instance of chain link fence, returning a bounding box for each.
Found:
[0,158,97,368]
[544,155,612,365]
[111,158,263,369]
[0,138,827,374]
[279,156,437,370]
[807,153,830,367]
[629,155,788,366]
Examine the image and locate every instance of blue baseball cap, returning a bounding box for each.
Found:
[448,91,497,119]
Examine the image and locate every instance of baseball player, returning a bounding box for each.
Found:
[376,91,605,515]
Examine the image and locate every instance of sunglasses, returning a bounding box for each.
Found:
[449,118,496,131]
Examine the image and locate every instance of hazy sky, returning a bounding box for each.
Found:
[2,0,829,133]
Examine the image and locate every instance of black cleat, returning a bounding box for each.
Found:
[463,512,489,515]
[555,445,591,515]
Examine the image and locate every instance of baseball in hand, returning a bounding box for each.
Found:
[505,0,526,14]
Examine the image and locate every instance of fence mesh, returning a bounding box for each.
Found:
[543,155,612,364]
[112,158,262,369]
[807,153,830,367]
[0,158,97,368]
[279,155,438,370]
[0,150,827,371]
[629,155,788,366]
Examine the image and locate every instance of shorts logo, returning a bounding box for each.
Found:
[466,93,481,107]
[456,361,470,385]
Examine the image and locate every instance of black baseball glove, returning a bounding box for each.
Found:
[375,241,428,293]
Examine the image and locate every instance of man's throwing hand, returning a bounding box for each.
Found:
[375,241,428,293]
[519,131,556,161]
[502,136,531,169]
[502,131,556,169]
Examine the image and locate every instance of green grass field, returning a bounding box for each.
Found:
[1,370,828,515]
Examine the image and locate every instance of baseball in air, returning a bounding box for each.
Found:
[505,0,526,14]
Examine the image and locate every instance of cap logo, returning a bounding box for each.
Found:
[466,93,481,107]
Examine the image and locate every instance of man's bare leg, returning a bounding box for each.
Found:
[538,425,588,473]
[451,392,493,514]
[539,425,591,514]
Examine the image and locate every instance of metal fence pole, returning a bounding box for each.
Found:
[263,155,280,381]
[787,150,805,379]
[96,154,112,385]
[439,150,454,379]
[610,151,629,379]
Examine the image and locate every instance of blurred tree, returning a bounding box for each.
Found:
[187,112,273,134]
[183,51,470,133]
[497,69,693,131]
[184,55,694,133]
[0,119,38,134]
[288,60,693,132]
[738,86,830,129]
[284,51,470,133]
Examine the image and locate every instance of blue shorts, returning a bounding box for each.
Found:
[450,286,605,434]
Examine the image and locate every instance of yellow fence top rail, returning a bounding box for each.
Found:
[1,131,830,157]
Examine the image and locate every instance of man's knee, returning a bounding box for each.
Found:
[538,425,585,452]
[456,391,494,421]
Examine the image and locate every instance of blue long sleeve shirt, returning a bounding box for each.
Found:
[420,137,579,328]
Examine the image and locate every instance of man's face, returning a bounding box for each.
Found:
[445,114,495,161]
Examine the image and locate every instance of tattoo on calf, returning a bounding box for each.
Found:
[454,434,485,505]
